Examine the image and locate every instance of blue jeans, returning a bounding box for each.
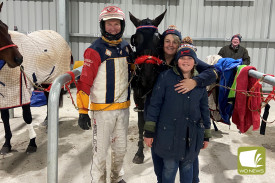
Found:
[162,158,193,183]
[192,157,200,183]
[151,146,164,183]
[152,147,199,183]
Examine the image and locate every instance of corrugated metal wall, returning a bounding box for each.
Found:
[0,0,57,33]
[69,0,275,72]
[69,0,275,90]
[1,0,274,89]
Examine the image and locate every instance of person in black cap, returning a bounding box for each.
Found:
[218,34,250,65]
[144,45,211,183]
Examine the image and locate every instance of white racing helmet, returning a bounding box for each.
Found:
[99,6,125,41]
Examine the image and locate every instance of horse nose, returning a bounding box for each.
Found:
[14,56,23,65]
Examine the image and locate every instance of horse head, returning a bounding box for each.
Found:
[0,2,23,68]
[130,10,166,98]
[130,10,166,58]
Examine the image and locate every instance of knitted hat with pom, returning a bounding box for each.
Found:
[162,25,182,40]
[175,45,198,64]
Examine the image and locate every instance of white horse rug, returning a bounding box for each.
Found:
[0,30,71,109]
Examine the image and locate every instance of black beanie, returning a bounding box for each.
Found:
[175,45,198,64]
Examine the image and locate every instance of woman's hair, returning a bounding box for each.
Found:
[190,66,196,78]
[174,34,181,46]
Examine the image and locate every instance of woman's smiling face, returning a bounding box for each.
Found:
[163,34,180,56]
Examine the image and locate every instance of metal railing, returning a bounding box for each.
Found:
[47,66,82,183]
[248,70,275,86]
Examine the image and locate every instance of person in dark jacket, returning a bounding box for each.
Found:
[144,45,211,183]
[218,34,250,65]
[143,26,216,183]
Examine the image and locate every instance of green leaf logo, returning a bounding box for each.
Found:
[238,147,265,175]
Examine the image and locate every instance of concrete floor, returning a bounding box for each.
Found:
[0,89,275,183]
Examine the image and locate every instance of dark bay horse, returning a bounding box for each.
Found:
[130,10,166,164]
[0,2,37,155]
[0,30,71,155]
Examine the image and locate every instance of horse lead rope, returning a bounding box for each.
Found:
[19,65,49,91]
[214,81,275,123]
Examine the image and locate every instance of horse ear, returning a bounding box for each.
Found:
[0,2,3,12]
[129,11,141,28]
[152,9,167,27]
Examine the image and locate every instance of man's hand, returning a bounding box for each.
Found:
[78,114,91,130]
[174,79,197,94]
[144,137,154,147]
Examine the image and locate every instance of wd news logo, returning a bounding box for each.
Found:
[238,147,265,175]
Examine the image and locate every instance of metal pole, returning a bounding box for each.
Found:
[47,66,82,183]
[248,70,275,86]
[57,0,69,43]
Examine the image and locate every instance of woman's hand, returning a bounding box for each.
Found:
[144,137,154,147]
[202,141,209,149]
[174,79,197,94]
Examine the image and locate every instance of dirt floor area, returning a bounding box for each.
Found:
[0,88,275,183]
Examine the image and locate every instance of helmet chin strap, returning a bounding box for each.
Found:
[101,36,122,45]
[104,31,123,40]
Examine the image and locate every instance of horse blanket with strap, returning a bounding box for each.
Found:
[0,63,30,109]
[0,30,71,108]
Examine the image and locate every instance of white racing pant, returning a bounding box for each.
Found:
[90,108,129,183]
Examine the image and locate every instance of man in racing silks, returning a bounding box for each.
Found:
[76,6,132,183]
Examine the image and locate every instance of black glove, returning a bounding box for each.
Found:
[78,114,91,130]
